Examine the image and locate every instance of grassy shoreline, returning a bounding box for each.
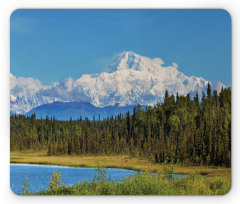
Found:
[10,151,231,177]
[29,171,231,195]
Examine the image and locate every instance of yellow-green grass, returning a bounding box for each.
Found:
[10,151,231,177]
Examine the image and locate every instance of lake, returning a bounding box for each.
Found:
[10,163,137,195]
[10,163,186,195]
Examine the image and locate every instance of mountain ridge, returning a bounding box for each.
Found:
[26,101,136,120]
[10,51,211,114]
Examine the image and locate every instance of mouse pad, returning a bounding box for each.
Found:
[10,9,231,195]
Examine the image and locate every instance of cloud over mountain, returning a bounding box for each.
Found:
[10,73,46,93]
[214,81,227,93]
[172,62,178,68]
[41,77,90,102]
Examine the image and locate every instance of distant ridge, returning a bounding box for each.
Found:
[26,101,136,120]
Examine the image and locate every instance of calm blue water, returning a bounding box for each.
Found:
[10,164,136,195]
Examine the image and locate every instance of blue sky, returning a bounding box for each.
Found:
[10,9,231,86]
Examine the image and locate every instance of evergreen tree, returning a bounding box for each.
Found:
[207,82,211,98]
[164,90,169,102]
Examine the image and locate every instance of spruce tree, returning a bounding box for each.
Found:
[164,90,169,102]
[207,82,211,98]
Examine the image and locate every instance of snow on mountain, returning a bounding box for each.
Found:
[10,51,210,114]
[10,74,60,114]
[75,51,209,107]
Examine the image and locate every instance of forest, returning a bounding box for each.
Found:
[10,84,231,167]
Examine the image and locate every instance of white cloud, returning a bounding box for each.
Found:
[215,81,227,93]
[10,73,90,102]
[64,77,74,92]
[172,62,178,68]
[41,77,90,102]
[10,73,46,93]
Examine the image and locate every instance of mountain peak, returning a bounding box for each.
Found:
[121,51,139,58]
[105,51,145,73]
[105,51,166,73]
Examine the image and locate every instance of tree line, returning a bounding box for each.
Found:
[10,84,231,167]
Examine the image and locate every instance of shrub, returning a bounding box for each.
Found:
[49,171,64,190]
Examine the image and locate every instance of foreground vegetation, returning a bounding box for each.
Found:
[22,165,231,195]
[11,85,231,167]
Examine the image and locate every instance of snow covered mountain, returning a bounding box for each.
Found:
[74,51,209,107]
[10,73,60,114]
[10,51,210,115]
